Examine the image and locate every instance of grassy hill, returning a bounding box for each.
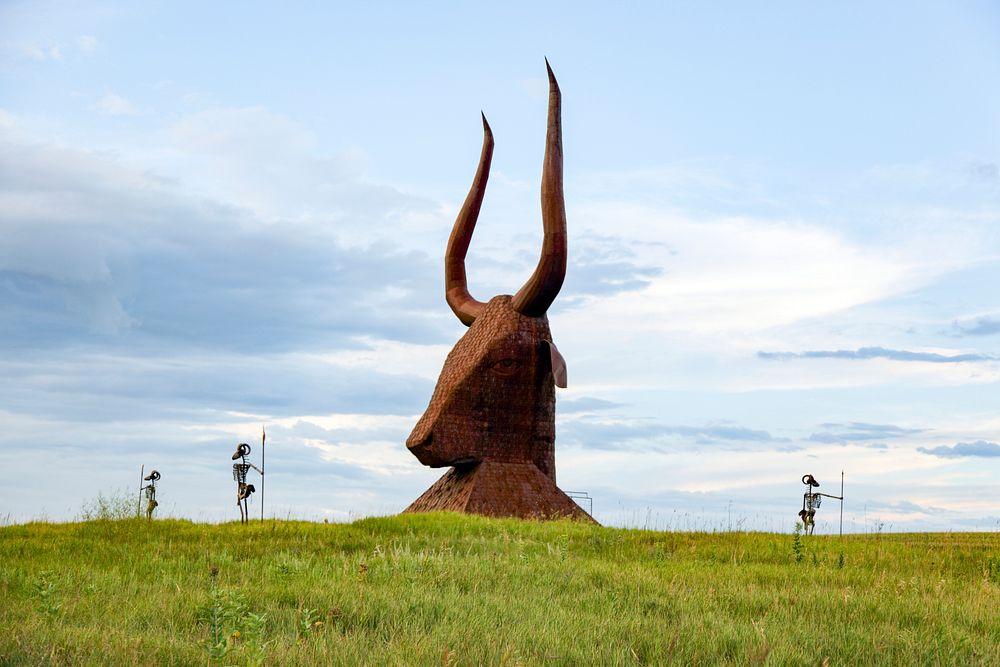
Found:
[1,514,998,665]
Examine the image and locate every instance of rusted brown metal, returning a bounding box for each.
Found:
[407,295,559,479]
[511,59,567,317]
[405,461,591,520]
[444,114,493,326]
[405,62,592,523]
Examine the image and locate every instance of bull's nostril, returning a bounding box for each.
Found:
[407,432,432,451]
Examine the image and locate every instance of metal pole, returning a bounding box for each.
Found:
[138,464,144,518]
[840,470,844,537]
[260,425,265,522]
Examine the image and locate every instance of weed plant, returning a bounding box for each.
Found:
[792,521,805,563]
[1,513,998,665]
[77,488,140,521]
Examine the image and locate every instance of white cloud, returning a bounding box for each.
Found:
[162,107,432,232]
[310,338,452,379]
[170,107,316,158]
[730,357,1000,393]
[15,42,62,62]
[562,204,968,338]
[95,92,137,115]
[77,35,98,53]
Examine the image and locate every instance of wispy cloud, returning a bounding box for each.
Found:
[758,346,996,363]
[808,422,924,444]
[559,417,776,450]
[967,160,999,183]
[864,499,945,515]
[77,35,98,53]
[952,316,1000,337]
[95,93,137,115]
[557,232,663,307]
[561,202,971,338]
[14,43,62,62]
[918,440,1000,458]
[559,397,625,414]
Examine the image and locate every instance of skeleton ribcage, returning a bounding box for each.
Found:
[233,463,249,483]
[806,493,822,510]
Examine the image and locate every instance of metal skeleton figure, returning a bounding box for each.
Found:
[141,470,161,520]
[232,443,263,524]
[798,474,842,535]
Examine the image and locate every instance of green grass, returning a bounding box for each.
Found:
[1,514,998,665]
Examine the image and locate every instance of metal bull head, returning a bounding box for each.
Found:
[406,295,566,478]
[404,63,591,521]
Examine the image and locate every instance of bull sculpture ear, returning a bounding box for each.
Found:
[544,340,567,388]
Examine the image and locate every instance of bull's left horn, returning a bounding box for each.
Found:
[512,59,567,317]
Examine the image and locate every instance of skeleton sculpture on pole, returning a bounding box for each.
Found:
[141,470,160,521]
[798,473,843,535]
[404,61,591,521]
[232,443,263,525]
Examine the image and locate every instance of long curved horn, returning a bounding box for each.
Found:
[512,59,566,317]
[445,113,494,326]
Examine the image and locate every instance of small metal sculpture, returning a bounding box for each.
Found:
[141,470,160,520]
[798,473,843,535]
[232,443,263,525]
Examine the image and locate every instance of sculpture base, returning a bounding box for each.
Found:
[404,461,596,523]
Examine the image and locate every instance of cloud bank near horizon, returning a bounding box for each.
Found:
[918,441,1000,459]
[758,347,997,364]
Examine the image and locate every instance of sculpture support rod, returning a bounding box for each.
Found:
[260,426,266,522]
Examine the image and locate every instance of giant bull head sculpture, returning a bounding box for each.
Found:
[404,62,591,521]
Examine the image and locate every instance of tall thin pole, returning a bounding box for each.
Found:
[138,464,144,518]
[840,470,844,537]
[260,425,266,522]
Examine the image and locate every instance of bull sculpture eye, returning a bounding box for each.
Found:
[490,358,521,377]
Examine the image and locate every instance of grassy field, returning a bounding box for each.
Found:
[1,513,998,666]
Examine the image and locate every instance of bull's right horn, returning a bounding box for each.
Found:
[445,113,494,326]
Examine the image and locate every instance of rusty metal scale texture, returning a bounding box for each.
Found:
[404,62,594,522]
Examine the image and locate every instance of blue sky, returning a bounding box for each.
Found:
[2,1,999,530]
